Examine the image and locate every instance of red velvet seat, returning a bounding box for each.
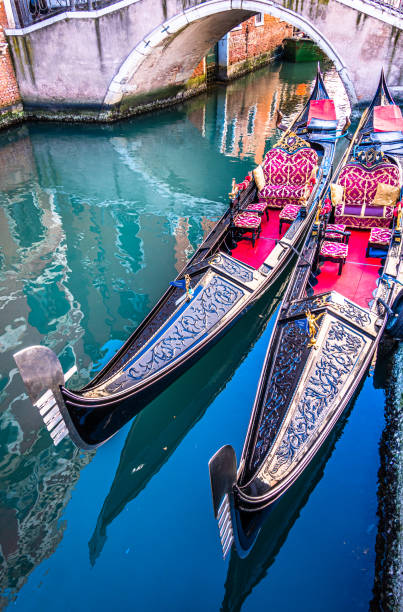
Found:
[325,224,346,242]
[334,153,400,229]
[320,240,349,275]
[258,143,318,210]
[279,203,301,233]
[245,201,269,220]
[233,212,261,247]
[234,212,261,228]
[366,227,392,257]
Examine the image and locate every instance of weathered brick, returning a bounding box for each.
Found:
[191,16,292,79]
[228,15,292,66]
[0,0,21,109]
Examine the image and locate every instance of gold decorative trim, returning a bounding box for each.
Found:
[272,132,311,155]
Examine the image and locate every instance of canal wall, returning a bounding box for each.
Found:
[0,0,22,128]
[371,341,403,611]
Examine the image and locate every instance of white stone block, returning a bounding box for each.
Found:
[165,13,189,31]
[103,91,123,106]
[115,49,145,83]
[194,0,231,18]
[136,38,155,55]
[185,6,203,22]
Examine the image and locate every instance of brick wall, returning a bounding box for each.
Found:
[191,16,292,81]
[228,15,292,66]
[0,1,21,110]
[192,58,205,78]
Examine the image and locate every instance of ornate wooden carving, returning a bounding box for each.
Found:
[262,320,365,482]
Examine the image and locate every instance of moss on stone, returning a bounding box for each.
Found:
[0,106,25,129]
[185,73,206,89]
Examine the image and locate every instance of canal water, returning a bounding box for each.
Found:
[0,60,396,610]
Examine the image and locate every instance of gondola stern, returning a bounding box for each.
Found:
[208,445,237,559]
[13,345,77,447]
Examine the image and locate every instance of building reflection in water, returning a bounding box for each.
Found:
[0,126,96,609]
[187,61,350,165]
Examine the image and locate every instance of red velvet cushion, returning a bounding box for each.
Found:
[258,197,300,209]
[308,99,336,123]
[320,241,348,258]
[369,227,392,245]
[259,184,307,200]
[234,212,261,229]
[338,163,400,208]
[374,105,403,132]
[263,147,318,187]
[325,224,346,241]
[247,202,267,212]
[279,204,301,220]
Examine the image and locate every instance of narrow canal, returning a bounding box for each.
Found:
[0,60,398,611]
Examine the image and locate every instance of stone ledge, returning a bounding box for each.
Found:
[0,102,24,128]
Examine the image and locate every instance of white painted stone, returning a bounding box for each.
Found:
[185,7,204,22]
[6,0,143,34]
[6,0,402,37]
[104,92,123,105]
[136,40,154,55]
[150,29,170,48]
[193,0,232,19]
[3,0,15,28]
[108,81,126,94]
[164,13,189,32]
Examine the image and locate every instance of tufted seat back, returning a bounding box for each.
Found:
[263,147,318,186]
[258,146,319,209]
[335,161,400,229]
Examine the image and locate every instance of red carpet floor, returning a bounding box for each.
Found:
[314,229,383,308]
[231,209,283,269]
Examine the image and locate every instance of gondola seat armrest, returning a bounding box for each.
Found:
[326,228,351,243]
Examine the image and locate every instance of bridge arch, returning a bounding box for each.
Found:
[103,0,357,113]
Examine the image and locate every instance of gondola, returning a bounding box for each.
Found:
[14,66,341,450]
[209,70,403,559]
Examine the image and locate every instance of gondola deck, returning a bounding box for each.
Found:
[231,209,282,268]
[313,229,384,307]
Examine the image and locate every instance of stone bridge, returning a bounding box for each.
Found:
[4,0,403,120]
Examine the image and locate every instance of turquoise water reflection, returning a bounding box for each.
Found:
[0,61,387,611]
